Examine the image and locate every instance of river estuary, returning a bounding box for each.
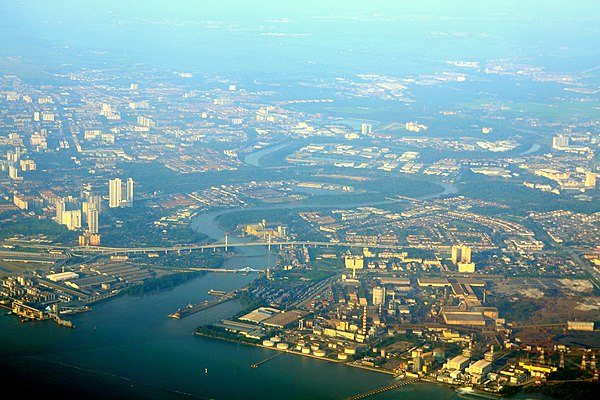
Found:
[0,149,550,399]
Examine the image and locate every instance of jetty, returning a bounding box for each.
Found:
[344,377,420,400]
[169,291,237,319]
[250,351,284,368]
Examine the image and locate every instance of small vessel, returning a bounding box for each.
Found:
[455,387,497,399]
[204,368,208,374]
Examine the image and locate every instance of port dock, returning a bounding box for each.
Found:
[169,291,238,319]
[250,351,284,368]
[344,377,420,400]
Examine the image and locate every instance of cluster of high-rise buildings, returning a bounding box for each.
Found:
[52,178,134,246]
[2,147,37,182]
[451,245,475,273]
[108,177,134,208]
[55,190,101,234]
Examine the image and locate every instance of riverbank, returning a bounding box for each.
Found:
[1,270,459,400]
[192,329,523,400]
[193,330,397,376]
[421,377,505,399]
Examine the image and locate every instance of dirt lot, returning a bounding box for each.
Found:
[0,259,53,278]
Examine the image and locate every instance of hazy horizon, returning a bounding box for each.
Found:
[1,1,599,79]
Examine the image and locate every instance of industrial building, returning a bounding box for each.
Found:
[46,271,79,282]
[567,321,595,331]
[261,310,307,329]
[446,354,470,371]
[443,311,486,327]
[467,359,492,383]
[239,307,280,324]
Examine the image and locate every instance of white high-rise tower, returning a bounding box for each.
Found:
[126,178,134,207]
[109,178,122,208]
[87,203,99,234]
[55,199,65,222]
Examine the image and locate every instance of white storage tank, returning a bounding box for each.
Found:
[276,342,289,350]
[314,350,326,357]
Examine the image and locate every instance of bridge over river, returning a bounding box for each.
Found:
[69,239,432,256]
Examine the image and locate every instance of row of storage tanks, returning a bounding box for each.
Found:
[262,336,356,360]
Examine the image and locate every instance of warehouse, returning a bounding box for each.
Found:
[443,311,486,327]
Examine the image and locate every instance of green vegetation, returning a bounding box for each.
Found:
[120,162,291,195]
[195,325,260,344]
[547,367,593,381]
[124,272,201,295]
[279,268,336,282]
[305,192,382,205]
[524,381,600,400]
[215,208,327,242]
[460,97,600,122]
[140,251,225,270]
[496,297,542,322]
[458,170,600,214]
[238,289,269,311]
[101,203,207,247]
[306,171,444,199]
[0,217,74,243]
[308,248,344,270]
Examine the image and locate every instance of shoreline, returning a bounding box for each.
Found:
[192,330,396,376]
[193,331,514,399]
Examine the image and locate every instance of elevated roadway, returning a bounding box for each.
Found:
[70,240,427,256]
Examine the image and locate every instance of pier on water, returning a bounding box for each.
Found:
[250,351,285,368]
[344,377,420,400]
[168,290,238,319]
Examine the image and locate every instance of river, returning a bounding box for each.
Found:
[0,196,461,400]
[0,260,461,400]
[0,140,465,399]
[243,142,291,167]
[0,188,554,399]
[0,153,524,399]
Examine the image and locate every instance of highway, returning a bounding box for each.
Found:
[0,250,68,259]
[69,239,431,256]
[563,247,600,290]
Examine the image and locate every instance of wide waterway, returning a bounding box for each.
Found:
[0,267,463,399]
[0,199,462,400]
[1,186,548,399]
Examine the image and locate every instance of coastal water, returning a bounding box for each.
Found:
[0,162,465,399]
[0,272,462,400]
[0,206,460,400]
[0,198,554,399]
